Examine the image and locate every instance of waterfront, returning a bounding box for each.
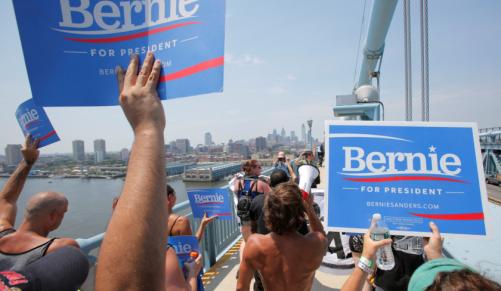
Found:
[0,177,228,240]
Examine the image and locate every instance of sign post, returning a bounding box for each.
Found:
[325,121,489,237]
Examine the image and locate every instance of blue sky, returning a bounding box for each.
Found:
[1,0,501,154]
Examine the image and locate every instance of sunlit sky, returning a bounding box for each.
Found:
[1,1,501,154]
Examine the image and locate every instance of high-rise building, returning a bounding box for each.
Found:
[175,139,190,154]
[281,127,286,138]
[72,140,85,162]
[204,132,213,146]
[5,144,22,166]
[301,123,306,142]
[94,139,106,163]
[255,137,267,152]
[120,148,130,163]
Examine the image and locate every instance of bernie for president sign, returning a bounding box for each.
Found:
[325,121,489,238]
[16,99,60,148]
[13,0,225,106]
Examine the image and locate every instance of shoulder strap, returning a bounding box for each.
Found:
[41,238,56,256]
[0,228,15,238]
[169,215,182,236]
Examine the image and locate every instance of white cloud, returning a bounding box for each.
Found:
[225,53,264,65]
[270,86,287,95]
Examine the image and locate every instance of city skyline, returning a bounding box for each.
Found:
[1,1,501,153]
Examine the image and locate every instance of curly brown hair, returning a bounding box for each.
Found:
[264,183,305,235]
[426,269,501,291]
[242,159,260,175]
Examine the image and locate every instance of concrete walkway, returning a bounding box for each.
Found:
[203,165,351,290]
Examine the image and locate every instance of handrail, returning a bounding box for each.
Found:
[76,167,274,269]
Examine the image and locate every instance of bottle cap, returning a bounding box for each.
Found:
[189,251,199,259]
[372,213,381,221]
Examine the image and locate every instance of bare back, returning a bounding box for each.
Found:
[239,231,325,291]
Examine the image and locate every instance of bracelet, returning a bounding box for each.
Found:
[357,256,374,274]
[360,256,373,268]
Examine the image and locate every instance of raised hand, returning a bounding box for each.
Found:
[21,134,40,165]
[201,212,217,226]
[116,52,165,134]
[423,221,444,260]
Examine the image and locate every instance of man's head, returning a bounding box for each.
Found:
[25,192,68,232]
[264,183,305,235]
[270,170,289,188]
[166,184,176,210]
[301,150,314,161]
[277,151,286,162]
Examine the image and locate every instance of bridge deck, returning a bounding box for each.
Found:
[203,166,351,290]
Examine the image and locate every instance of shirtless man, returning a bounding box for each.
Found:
[236,183,327,291]
[0,135,79,271]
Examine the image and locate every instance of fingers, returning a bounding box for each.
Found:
[24,134,32,148]
[429,221,441,238]
[116,66,125,94]
[33,138,40,149]
[124,54,139,87]
[146,59,162,89]
[374,238,392,248]
[137,52,155,86]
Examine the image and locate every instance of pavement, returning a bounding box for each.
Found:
[487,183,501,205]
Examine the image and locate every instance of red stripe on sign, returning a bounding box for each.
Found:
[160,56,224,82]
[66,21,200,43]
[410,212,484,220]
[345,176,466,183]
[39,130,57,142]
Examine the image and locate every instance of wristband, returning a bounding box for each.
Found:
[360,256,373,268]
[357,256,374,274]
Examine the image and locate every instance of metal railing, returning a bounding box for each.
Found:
[76,168,273,270]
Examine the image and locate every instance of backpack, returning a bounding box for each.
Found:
[236,178,259,222]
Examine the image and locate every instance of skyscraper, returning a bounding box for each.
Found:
[255,137,267,152]
[175,139,190,154]
[5,144,22,166]
[301,123,306,142]
[94,139,106,163]
[281,127,286,138]
[120,148,130,163]
[72,140,85,162]
[204,132,213,146]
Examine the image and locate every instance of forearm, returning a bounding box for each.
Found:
[195,223,206,242]
[96,129,167,290]
[341,267,368,291]
[0,160,32,202]
[188,276,197,291]
[305,205,325,237]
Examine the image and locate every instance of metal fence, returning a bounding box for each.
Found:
[76,168,273,270]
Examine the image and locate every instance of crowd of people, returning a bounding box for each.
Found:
[0,53,499,290]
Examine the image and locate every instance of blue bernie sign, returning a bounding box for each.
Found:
[325,121,489,237]
[16,99,60,148]
[187,188,232,220]
[13,0,225,107]
[167,235,199,265]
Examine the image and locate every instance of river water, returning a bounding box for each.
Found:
[0,177,227,239]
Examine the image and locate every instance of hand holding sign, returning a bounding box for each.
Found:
[21,135,40,166]
[117,53,165,134]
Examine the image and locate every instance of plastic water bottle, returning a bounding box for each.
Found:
[370,213,395,270]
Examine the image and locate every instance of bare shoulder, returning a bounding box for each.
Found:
[304,232,327,251]
[47,237,80,253]
[245,234,271,257]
